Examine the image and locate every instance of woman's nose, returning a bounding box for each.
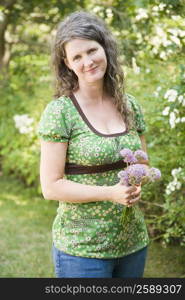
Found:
[83,56,94,68]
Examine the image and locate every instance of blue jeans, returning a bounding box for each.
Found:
[52,245,148,278]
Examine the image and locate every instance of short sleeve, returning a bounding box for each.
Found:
[37,97,71,142]
[127,94,146,135]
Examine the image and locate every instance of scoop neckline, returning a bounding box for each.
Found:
[69,93,128,137]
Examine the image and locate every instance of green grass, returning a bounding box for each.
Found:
[0,175,56,277]
[0,175,184,278]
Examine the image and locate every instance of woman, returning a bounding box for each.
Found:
[37,11,150,278]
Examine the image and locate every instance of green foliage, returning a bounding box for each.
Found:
[148,66,185,246]
[86,0,185,64]
[0,175,57,277]
[126,58,185,246]
[0,53,52,191]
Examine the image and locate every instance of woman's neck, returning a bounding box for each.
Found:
[75,81,106,105]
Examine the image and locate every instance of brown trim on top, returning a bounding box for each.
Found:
[65,159,150,175]
[69,93,128,137]
[65,160,127,175]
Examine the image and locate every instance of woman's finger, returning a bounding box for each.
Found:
[128,195,141,205]
[126,190,141,200]
[126,186,137,195]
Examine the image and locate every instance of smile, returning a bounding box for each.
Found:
[85,66,98,72]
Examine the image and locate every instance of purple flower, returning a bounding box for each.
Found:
[134,149,148,161]
[118,148,162,225]
[118,170,129,186]
[118,164,148,186]
[126,164,148,185]
[148,167,161,181]
[118,164,161,186]
[120,148,137,164]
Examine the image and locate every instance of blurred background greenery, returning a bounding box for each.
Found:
[0,0,185,277]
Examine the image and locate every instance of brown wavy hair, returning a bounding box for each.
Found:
[51,10,133,129]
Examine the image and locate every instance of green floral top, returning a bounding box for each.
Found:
[37,93,149,258]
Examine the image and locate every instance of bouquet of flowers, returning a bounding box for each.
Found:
[118,148,161,223]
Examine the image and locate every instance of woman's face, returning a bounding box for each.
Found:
[64,38,107,85]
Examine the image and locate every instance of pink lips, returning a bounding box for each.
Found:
[86,66,97,72]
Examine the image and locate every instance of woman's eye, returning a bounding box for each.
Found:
[89,48,97,53]
[73,56,80,61]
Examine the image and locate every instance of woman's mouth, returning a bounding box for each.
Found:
[86,66,98,72]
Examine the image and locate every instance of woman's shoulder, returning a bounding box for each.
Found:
[47,95,72,108]
[37,95,73,142]
[125,93,137,104]
[41,95,73,116]
[125,93,146,134]
[125,93,143,110]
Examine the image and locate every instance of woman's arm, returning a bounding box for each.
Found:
[39,140,139,204]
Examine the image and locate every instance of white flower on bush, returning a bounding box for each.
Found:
[106,8,113,18]
[175,117,181,124]
[166,49,173,56]
[145,68,151,73]
[178,95,185,106]
[159,51,168,60]
[165,167,183,195]
[162,90,185,128]
[156,26,166,37]
[171,15,181,21]
[169,109,180,129]
[105,8,113,24]
[148,22,184,61]
[178,30,185,38]
[154,86,162,97]
[162,39,172,47]
[162,106,170,116]
[151,47,159,55]
[166,180,181,195]
[136,32,143,42]
[171,167,182,177]
[164,89,178,102]
[152,4,166,13]
[92,6,102,13]
[13,114,34,134]
[39,24,50,33]
[167,28,177,37]
[150,35,164,48]
[152,5,159,12]
[158,3,166,11]
[151,6,160,16]
[178,95,184,104]
[168,28,185,38]
[170,35,181,47]
[131,57,140,74]
[169,112,176,128]
[149,26,173,60]
[135,8,148,21]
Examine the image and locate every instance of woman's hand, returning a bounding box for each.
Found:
[110,182,141,207]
